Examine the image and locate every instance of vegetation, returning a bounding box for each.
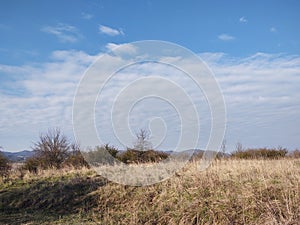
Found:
[22,156,40,173]
[0,150,11,179]
[22,129,88,172]
[83,145,119,166]
[133,129,153,151]
[118,149,169,164]
[0,159,299,224]
[289,149,300,158]
[231,146,288,159]
[83,145,169,165]
[1,130,300,224]
[32,128,72,169]
[21,128,167,171]
[64,143,89,168]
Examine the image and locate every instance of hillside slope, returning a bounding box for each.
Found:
[1,150,34,162]
[1,159,299,225]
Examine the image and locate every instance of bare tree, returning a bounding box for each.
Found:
[221,139,227,156]
[65,143,89,168]
[0,146,11,179]
[235,142,243,152]
[133,129,153,151]
[32,128,70,169]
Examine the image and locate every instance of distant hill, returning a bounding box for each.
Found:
[1,150,34,162]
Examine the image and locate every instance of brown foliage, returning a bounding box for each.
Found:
[289,149,300,158]
[64,144,89,168]
[83,145,119,166]
[23,129,88,172]
[231,147,288,159]
[32,128,70,169]
[22,156,40,173]
[117,149,169,164]
[0,151,11,178]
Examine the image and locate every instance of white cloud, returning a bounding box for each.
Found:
[239,17,248,23]
[105,43,137,55]
[51,50,98,65]
[1,47,300,152]
[81,12,93,20]
[198,52,226,63]
[99,25,124,36]
[218,33,235,41]
[41,23,81,43]
[0,50,99,151]
[201,52,300,149]
[270,27,277,33]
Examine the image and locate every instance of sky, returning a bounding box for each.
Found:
[0,0,300,152]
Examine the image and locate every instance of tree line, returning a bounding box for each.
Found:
[1,129,300,179]
[0,128,169,177]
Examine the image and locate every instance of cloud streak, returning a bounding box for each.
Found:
[201,52,300,149]
[218,33,235,41]
[99,25,124,36]
[1,48,300,152]
[41,23,81,43]
[239,17,248,23]
[81,12,93,20]
[270,27,277,33]
[0,50,99,150]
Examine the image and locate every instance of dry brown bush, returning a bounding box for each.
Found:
[0,151,11,179]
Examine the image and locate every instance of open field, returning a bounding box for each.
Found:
[1,158,300,225]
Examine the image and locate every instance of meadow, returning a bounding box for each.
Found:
[1,158,299,225]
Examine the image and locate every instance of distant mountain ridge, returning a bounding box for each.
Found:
[1,150,34,162]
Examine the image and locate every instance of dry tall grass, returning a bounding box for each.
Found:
[91,159,300,225]
[1,158,299,225]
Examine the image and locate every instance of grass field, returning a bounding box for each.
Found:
[1,158,299,225]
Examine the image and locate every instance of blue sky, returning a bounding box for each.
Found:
[1,0,300,152]
[1,0,300,64]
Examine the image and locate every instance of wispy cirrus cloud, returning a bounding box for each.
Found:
[199,52,300,150]
[0,50,99,151]
[270,27,277,33]
[218,33,235,41]
[41,23,82,43]
[239,16,248,23]
[105,43,137,55]
[1,47,300,151]
[99,24,124,36]
[81,12,93,20]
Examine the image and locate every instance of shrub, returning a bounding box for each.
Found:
[289,149,300,158]
[191,150,227,161]
[23,128,90,172]
[231,147,288,159]
[64,144,89,168]
[23,156,40,173]
[0,151,11,179]
[104,144,119,158]
[133,129,153,151]
[117,149,169,164]
[32,128,70,169]
[82,145,119,166]
[24,144,89,172]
